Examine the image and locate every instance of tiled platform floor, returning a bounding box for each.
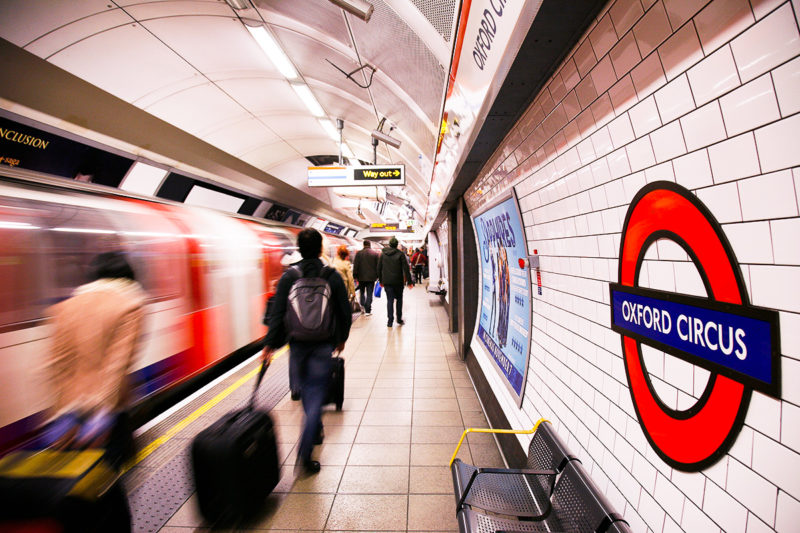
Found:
[157,287,505,532]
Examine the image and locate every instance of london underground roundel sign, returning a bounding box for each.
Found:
[610,182,781,471]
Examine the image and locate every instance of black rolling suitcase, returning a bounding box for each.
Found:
[326,356,345,411]
[191,360,279,525]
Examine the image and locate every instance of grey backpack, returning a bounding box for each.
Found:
[284,266,335,342]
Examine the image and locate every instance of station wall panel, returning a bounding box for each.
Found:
[465,1,800,531]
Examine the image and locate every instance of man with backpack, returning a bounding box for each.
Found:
[262,229,352,474]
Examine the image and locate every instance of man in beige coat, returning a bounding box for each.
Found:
[40,251,146,460]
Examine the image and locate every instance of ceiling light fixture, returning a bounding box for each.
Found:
[224,0,251,9]
[246,25,298,80]
[291,84,325,117]
[328,0,374,22]
[318,119,340,142]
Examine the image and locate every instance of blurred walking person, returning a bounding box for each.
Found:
[378,237,413,327]
[353,241,379,316]
[410,248,427,285]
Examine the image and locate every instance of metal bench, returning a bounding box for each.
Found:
[449,420,632,533]
[451,420,576,519]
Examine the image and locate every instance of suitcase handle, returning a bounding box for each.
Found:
[249,359,270,410]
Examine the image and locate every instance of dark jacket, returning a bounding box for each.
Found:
[264,257,352,348]
[378,247,412,287]
[353,248,379,282]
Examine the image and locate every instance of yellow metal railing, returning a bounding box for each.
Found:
[449,418,550,467]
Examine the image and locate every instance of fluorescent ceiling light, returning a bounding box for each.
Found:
[341,144,355,158]
[246,25,297,80]
[291,84,325,117]
[318,119,340,142]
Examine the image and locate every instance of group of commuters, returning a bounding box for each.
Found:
[5,230,425,530]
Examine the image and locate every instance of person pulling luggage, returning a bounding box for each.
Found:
[261,229,352,474]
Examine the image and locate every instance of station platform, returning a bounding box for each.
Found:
[124,286,505,532]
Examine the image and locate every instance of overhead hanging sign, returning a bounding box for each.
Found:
[308,165,405,187]
[370,221,414,233]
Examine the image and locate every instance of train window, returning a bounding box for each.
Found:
[0,201,45,327]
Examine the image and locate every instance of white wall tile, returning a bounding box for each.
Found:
[745,392,783,441]
[782,357,800,405]
[671,468,706,503]
[577,138,597,165]
[729,426,754,468]
[727,458,778,526]
[738,170,798,221]
[626,136,656,171]
[723,221,774,264]
[687,45,741,106]
[776,491,800,533]
[674,261,706,297]
[720,74,781,137]
[663,353,694,394]
[629,96,662,137]
[605,179,626,207]
[663,516,683,533]
[753,431,800,500]
[633,451,658,493]
[771,56,800,117]
[655,74,696,123]
[623,171,647,202]
[608,113,636,148]
[655,472,685,522]
[779,311,800,358]
[709,133,761,184]
[703,479,748,533]
[680,102,727,152]
[731,3,800,83]
[750,265,800,313]
[659,19,705,80]
[673,149,713,189]
[755,113,800,173]
[644,161,676,183]
[696,182,743,223]
[782,401,800,451]
[608,148,633,179]
[682,499,723,533]
[751,0,784,19]
[591,158,613,185]
[591,126,615,158]
[651,121,688,163]
[637,489,666,531]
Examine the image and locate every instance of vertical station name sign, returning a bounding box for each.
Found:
[472,191,532,406]
[611,182,780,471]
[308,165,404,187]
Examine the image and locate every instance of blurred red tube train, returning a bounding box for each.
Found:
[0,174,359,454]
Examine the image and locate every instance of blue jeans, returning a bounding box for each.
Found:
[384,285,404,323]
[290,341,334,461]
[358,281,375,313]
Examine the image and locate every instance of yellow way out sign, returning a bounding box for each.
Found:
[308,165,405,187]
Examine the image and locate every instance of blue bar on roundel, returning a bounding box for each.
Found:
[610,284,777,394]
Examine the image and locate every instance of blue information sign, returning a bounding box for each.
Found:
[610,284,779,396]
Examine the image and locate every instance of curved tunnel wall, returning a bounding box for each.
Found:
[463,1,800,531]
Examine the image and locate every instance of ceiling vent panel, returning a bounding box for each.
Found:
[348,0,445,124]
[410,0,457,42]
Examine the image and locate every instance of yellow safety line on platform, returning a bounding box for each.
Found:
[123,346,288,473]
[448,418,550,467]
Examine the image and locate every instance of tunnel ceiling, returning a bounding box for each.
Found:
[0,0,459,225]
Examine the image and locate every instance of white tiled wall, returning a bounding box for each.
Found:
[464,1,800,531]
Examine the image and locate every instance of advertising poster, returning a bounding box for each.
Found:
[472,192,532,405]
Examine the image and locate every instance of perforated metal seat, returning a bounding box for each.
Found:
[451,422,576,518]
[458,462,632,533]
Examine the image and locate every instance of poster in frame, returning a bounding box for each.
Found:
[471,189,532,407]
